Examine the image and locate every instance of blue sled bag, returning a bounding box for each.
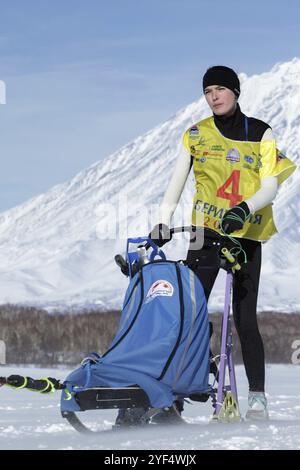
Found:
[62,260,210,411]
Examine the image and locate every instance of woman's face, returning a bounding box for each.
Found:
[204,85,237,116]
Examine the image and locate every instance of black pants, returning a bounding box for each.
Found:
[186,232,265,392]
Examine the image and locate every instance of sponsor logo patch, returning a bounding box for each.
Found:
[203,151,223,157]
[211,145,225,152]
[244,155,254,164]
[276,150,287,162]
[226,148,240,163]
[257,154,263,168]
[189,126,199,136]
[145,280,174,303]
[198,137,206,146]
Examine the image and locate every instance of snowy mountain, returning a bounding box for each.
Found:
[0,58,299,312]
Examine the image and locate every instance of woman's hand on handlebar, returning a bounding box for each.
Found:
[148,223,173,247]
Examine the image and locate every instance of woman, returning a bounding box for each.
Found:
[150,65,296,420]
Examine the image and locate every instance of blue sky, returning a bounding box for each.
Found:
[1,0,300,211]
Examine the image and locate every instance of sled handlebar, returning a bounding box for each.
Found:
[152,226,244,273]
[140,226,193,251]
[143,225,221,250]
[115,226,244,277]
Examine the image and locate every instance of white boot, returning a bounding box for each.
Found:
[245,391,269,421]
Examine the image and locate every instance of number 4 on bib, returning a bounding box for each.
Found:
[216,170,243,208]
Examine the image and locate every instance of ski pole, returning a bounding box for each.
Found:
[0,375,66,393]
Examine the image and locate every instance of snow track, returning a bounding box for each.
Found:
[0,364,299,450]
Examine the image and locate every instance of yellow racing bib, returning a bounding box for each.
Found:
[183,116,296,241]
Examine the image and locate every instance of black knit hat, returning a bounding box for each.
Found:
[203,66,240,97]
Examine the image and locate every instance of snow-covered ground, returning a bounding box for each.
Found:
[0,364,299,450]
